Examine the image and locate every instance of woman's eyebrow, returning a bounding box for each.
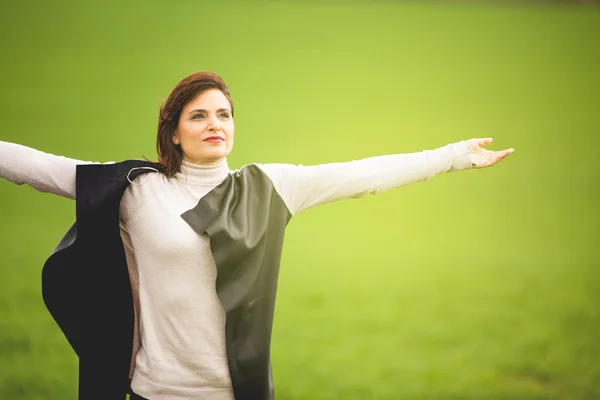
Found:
[188,108,230,115]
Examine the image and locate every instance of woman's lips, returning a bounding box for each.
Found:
[204,137,224,143]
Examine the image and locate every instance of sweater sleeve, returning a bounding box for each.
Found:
[0,140,112,200]
[255,141,472,216]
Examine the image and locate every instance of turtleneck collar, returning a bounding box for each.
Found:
[174,158,230,186]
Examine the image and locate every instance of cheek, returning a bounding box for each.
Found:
[180,120,206,137]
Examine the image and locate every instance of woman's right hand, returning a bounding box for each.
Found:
[465,138,515,169]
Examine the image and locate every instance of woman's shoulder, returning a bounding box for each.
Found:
[120,164,165,223]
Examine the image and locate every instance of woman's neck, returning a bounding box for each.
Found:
[174,158,230,186]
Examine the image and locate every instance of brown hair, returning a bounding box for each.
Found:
[143,71,234,177]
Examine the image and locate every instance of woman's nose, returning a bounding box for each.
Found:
[207,115,221,130]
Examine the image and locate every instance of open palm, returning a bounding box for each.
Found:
[466,138,515,168]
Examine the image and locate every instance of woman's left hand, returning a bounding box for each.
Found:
[466,138,515,169]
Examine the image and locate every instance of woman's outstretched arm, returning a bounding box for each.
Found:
[257,138,514,216]
[0,140,111,200]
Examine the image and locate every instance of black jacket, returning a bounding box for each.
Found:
[42,160,292,400]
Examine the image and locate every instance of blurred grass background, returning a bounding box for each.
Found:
[0,0,599,399]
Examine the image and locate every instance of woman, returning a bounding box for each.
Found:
[0,71,514,400]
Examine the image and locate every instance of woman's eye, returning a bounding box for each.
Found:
[219,113,230,118]
[192,114,204,119]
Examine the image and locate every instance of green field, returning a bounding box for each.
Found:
[1,1,599,399]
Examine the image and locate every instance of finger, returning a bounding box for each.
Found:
[476,138,493,147]
[499,148,515,158]
[489,149,514,165]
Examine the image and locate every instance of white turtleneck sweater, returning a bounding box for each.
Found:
[0,140,472,399]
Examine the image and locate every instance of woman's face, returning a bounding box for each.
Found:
[174,88,234,165]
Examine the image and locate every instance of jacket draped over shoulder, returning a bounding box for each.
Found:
[42,160,292,400]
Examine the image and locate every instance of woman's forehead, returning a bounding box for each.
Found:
[185,89,230,110]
